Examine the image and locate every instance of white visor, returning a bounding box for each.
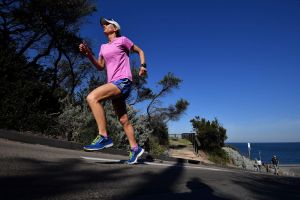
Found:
[100,17,121,30]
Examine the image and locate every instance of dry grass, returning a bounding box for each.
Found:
[169,138,192,149]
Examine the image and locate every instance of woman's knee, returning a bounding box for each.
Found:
[86,93,98,104]
[119,115,130,126]
[87,86,110,104]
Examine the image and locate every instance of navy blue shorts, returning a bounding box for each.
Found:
[111,78,132,100]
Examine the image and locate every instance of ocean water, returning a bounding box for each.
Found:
[226,143,300,164]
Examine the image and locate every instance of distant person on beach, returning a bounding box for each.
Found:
[257,159,262,172]
[263,163,270,173]
[271,155,279,175]
[79,17,147,164]
[254,159,258,171]
[254,158,262,172]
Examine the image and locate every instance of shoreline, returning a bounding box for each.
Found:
[223,147,300,177]
[279,164,300,167]
[226,143,300,165]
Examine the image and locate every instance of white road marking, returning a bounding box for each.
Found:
[81,156,120,162]
[80,156,232,172]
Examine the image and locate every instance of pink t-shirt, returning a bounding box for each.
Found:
[99,36,134,83]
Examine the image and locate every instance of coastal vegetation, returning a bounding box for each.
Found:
[0,0,188,154]
[190,116,229,164]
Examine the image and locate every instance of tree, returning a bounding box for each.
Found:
[128,68,189,125]
[146,73,189,145]
[0,0,96,132]
[1,0,96,95]
[129,71,188,149]
[128,63,154,106]
[146,72,186,122]
[190,116,227,151]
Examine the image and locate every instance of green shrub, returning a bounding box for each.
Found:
[148,136,167,156]
[190,116,227,151]
[208,148,230,165]
[55,100,97,142]
[53,99,151,149]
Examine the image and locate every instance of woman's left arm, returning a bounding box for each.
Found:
[131,44,147,76]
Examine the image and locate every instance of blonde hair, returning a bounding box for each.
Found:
[112,24,121,37]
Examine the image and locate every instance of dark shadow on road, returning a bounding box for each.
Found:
[118,158,229,200]
[0,157,229,199]
[6,155,299,199]
[231,174,300,199]
[0,157,129,199]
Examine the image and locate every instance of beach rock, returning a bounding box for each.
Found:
[223,147,257,171]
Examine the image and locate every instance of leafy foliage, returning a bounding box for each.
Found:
[0,42,61,131]
[146,72,189,148]
[207,148,229,165]
[53,97,151,148]
[128,66,190,151]
[0,0,96,132]
[190,116,228,151]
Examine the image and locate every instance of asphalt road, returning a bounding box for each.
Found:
[0,138,299,200]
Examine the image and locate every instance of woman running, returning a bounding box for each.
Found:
[79,17,147,164]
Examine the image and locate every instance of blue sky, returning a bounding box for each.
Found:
[80,0,300,142]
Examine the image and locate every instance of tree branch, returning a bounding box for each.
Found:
[62,50,76,96]
[146,85,170,122]
[17,32,47,56]
[24,38,54,68]
[51,50,62,92]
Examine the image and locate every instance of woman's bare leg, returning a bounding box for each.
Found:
[112,98,137,147]
[86,83,121,136]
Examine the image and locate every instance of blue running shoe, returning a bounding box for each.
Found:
[127,146,144,164]
[83,135,113,151]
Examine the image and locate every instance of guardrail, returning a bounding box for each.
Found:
[181,133,201,155]
[169,134,182,139]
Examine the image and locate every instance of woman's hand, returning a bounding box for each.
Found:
[79,42,104,70]
[79,42,92,56]
[139,66,147,77]
[131,44,147,77]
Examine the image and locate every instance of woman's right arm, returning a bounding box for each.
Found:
[87,53,105,71]
[79,43,105,71]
